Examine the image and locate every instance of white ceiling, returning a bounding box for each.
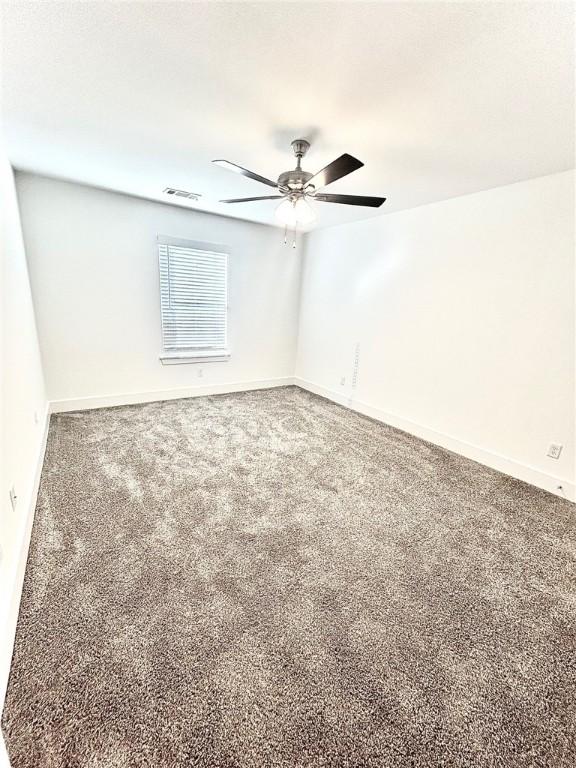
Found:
[1,1,574,230]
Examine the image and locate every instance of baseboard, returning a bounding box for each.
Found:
[0,402,50,727]
[294,378,575,503]
[49,377,296,413]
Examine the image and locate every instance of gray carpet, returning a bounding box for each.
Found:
[2,386,575,767]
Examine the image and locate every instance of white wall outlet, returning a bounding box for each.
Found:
[198,368,203,378]
[547,443,563,460]
[340,377,346,386]
[9,486,18,510]
[34,410,39,425]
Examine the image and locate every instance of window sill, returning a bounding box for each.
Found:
[160,351,230,365]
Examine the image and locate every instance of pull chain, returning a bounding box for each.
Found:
[284,225,287,245]
[292,223,297,249]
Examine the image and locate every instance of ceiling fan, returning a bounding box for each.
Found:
[212,139,386,232]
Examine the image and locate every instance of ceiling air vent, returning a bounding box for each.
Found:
[164,187,201,201]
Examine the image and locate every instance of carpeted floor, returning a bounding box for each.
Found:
[2,386,575,767]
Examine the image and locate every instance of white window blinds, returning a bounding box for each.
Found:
[158,237,229,360]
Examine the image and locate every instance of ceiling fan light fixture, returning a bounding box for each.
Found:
[275,197,316,227]
[214,140,385,246]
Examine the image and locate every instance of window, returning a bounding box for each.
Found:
[158,236,229,363]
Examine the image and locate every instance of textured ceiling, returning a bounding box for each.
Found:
[1,1,574,230]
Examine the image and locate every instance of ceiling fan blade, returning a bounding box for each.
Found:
[306,154,364,190]
[313,193,386,207]
[212,159,278,189]
[220,195,284,203]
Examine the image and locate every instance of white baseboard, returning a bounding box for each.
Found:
[294,378,575,503]
[49,377,296,413]
[0,402,50,732]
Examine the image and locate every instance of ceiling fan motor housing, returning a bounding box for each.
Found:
[277,169,314,193]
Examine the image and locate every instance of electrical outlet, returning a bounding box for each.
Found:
[34,410,39,425]
[340,377,346,386]
[198,369,203,378]
[9,486,18,511]
[547,443,563,460]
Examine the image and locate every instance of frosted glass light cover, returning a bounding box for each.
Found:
[275,197,316,226]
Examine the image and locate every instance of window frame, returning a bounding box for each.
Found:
[157,235,230,365]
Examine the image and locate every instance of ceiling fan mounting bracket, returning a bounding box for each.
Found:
[291,139,310,160]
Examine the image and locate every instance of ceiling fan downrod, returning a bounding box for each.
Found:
[291,139,310,171]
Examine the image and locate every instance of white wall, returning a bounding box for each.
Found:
[16,173,301,409]
[0,149,47,728]
[10,171,576,501]
[296,171,575,500]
